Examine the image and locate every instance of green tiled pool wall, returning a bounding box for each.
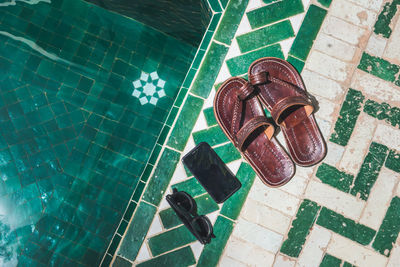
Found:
[114,0,337,265]
[0,0,198,265]
[84,0,212,47]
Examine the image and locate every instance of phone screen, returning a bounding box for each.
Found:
[182,142,241,203]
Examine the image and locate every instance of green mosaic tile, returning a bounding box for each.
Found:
[374,0,400,38]
[192,125,229,146]
[208,0,222,12]
[174,88,188,107]
[237,20,294,53]
[330,88,365,146]
[203,107,217,126]
[317,0,332,8]
[317,207,375,245]
[358,53,400,83]
[173,177,206,196]
[191,49,206,70]
[148,225,197,256]
[113,256,132,267]
[182,68,197,89]
[372,196,400,256]
[280,199,320,257]
[166,106,179,126]
[219,0,228,8]
[363,99,400,128]
[246,0,303,29]
[287,56,305,73]
[350,142,388,200]
[142,148,180,206]
[214,142,242,163]
[167,94,204,151]
[136,246,195,267]
[320,254,341,267]
[289,5,327,60]
[315,163,354,192]
[118,202,157,261]
[190,42,229,99]
[220,162,256,220]
[197,215,234,267]
[159,193,219,229]
[226,44,284,76]
[117,220,128,236]
[140,164,153,183]
[385,150,400,173]
[213,0,249,45]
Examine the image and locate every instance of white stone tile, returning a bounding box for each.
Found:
[225,236,276,266]
[323,142,345,166]
[360,168,399,230]
[347,0,384,11]
[374,123,400,151]
[249,179,301,216]
[136,243,151,262]
[192,110,208,132]
[190,242,204,261]
[170,161,189,184]
[215,62,232,85]
[339,114,376,175]
[158,194,170,210]
[327,233,388,267]
[279,175,308,197]
[218,256,247,267]
[322,16,367,46]
[225,39,241,60]
[240,198,292,234]
[273,254,296,267]
[235,15,252,36]
[384,16,400,64]
[330,0,377,28]
[296,165,316,179]
[147,215,163,236]
[226,159,243,175]
[306,50,351,82]
[313,33,358,62]
[203,87,216,108]
[314,96,336,122]
[246,0,264,12]
[233,218,284,253]
[302,0,311,9]
[315,117,332,140]
[351,69,400,102]
[365,33,387,57]
[388,243,400,267]
[304,180,365,220]
[297,226,331,267]
[302,69,345,101]
[281,37,295,59]
[290,13,305,35]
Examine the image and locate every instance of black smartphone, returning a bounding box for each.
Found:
[182,142,241,203]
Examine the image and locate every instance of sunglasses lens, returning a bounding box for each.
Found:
[192,216,212,238]
[174,192,195,213]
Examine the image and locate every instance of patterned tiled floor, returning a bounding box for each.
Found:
[114,0,400,266]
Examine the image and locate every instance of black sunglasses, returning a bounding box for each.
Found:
[166,189,216,244]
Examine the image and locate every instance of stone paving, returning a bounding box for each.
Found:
[112,0,400,266]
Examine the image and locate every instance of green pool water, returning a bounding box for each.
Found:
[0,0,196,265]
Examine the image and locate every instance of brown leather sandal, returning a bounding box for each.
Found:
[248,57,326,166]
[214,77,295,187]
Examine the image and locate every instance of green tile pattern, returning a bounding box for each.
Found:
[287,56,305,73]
[316,208,376,245]
[214,142,242,163]
[142,148,181,206]
[350,142,388,200]
[167,95,204,151]
[320,254,341,267]
[363,99,400,128]
[118,202,157,261]
[385,150,400,173]
[190,42,229,99]
[236,20,294,53]
[226,44,284,76]
[358,53,400,85]
[197,216,234,267]
[214,0,250,45]
[372,197,400,256]
[192,125,229,146]
[330,88,365,146]
[289,5,327,61]
[220,162,256,220]
[148,226,197,256]
[159,193,219,229]
[373,0,400,38]
[280,199,321,257]
[203,107,218,126]
[136,246,196,267]
[172,177,207,197]
[246,0,304,29]
[315,163,354,192]
[317,0,333,8]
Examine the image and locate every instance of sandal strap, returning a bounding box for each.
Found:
[249,72,269,85]
[271,95,314,127]
[235,116,274,151]
[236,82,255,100]
[231,82,255,134]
